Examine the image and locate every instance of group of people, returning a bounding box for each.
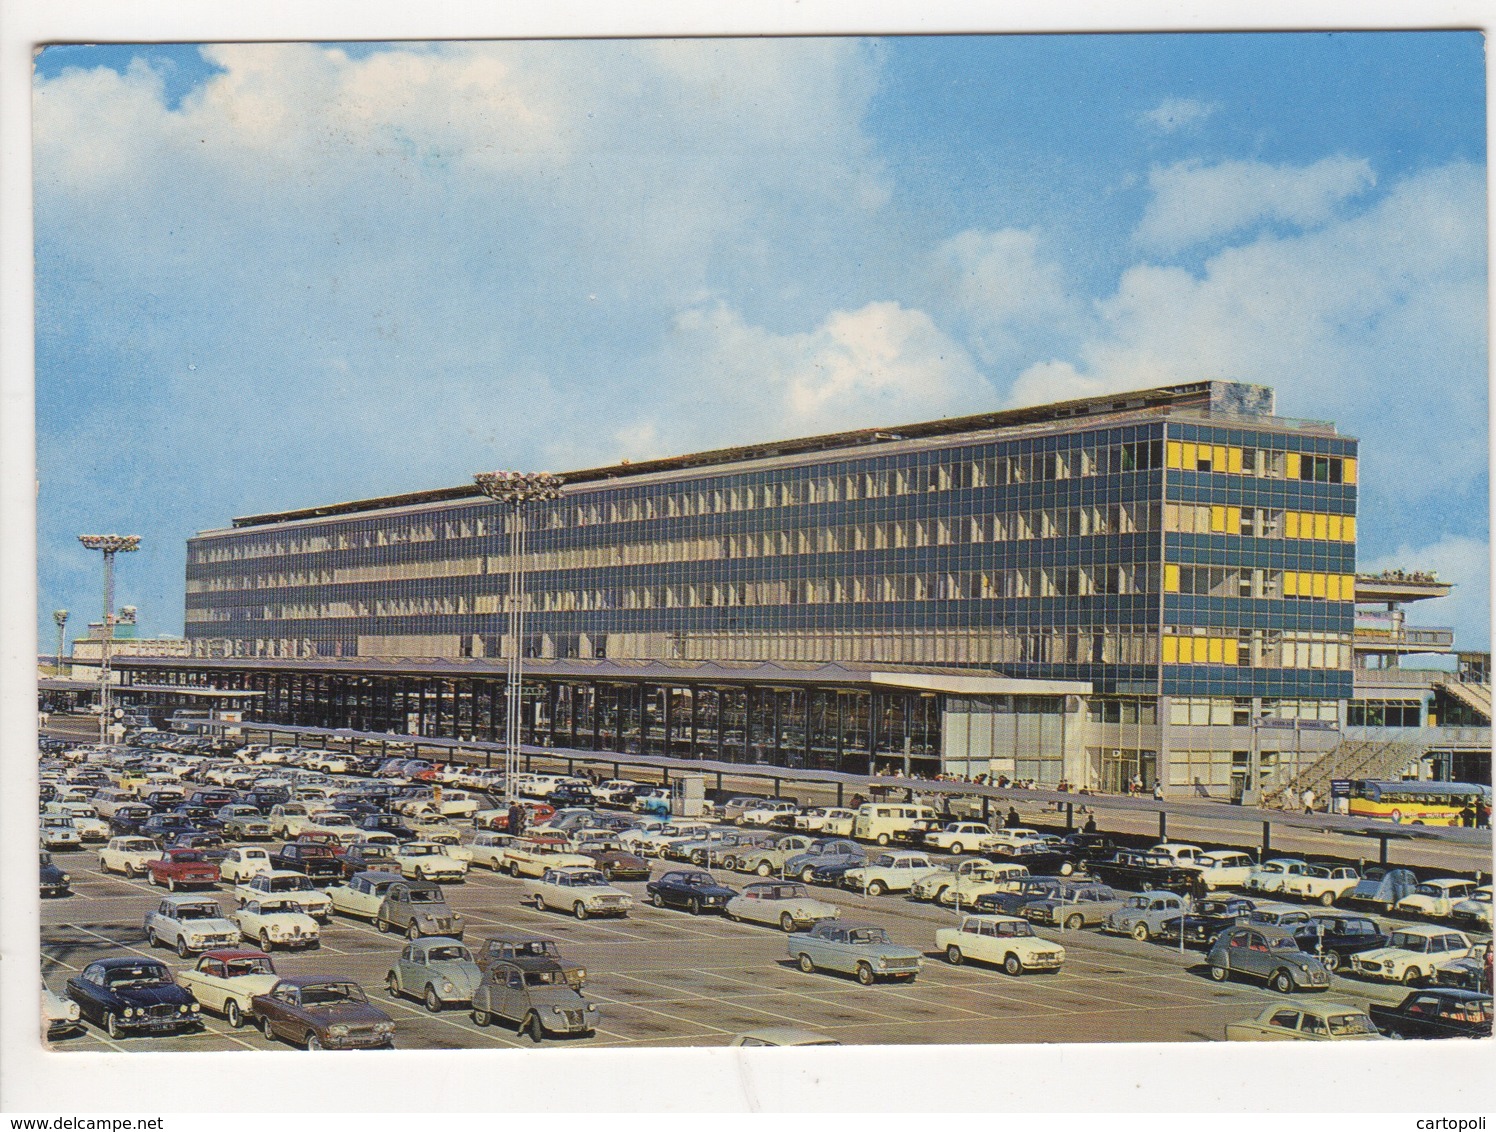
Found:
[1458,800,1491,828]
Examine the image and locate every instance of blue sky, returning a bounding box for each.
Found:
[33,32,1489,651]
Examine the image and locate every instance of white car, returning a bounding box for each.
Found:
[45,803,109,842]
[325,871,403,920]
[398,792,483,819]
[935,914,1066,975]
[1244,859,1309,894]
[305,754,349,774]
[40,817,82,850]
[266,804,332,840]
[175,950,279,1029]
[984,828,1045,851]
[394,841,469,883]
[1350,926,1475,984]
[738,800,801,828]
[1451,886,1493,932]
[1281,865,1362,907]
[620,822,713,857]
[500,838,594,878]
[1190,851,1257,891]
[143,895,240,957]
[909,859,1029,905]
[594,780,641,806]
[1395,879,1481,919]
[233,870,333,920]
[1150,843,1207,867]
[795,808,857,836]
[305,810,364,846]
[219,846,274,885]
[922,822,1001,854]
[725,881,839,932]
[841,852,944,896]
[523,866,633,919]
[97,836,161,878]
[230,897,321,951]
[466,832,516,871]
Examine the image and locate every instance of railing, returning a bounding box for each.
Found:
[1354,668,1444,686]
[1354,626,1455,649]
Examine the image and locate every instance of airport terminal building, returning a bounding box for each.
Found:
[112,380,1485,794]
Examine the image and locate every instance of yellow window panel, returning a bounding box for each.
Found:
[1326,575,1341,601]
[1283,572,1299,596]
[1284,512,1300,539]
[1342,456,1357,484]
[1213,445,1228,471]
[1164,564,1180,592]
[1327,514,1342,541]
[1166,441,1184,469]
[1162,635,1178,664]
[1177,637,1193,664]
[1285,452,1301,480]
[1223,638,1240,665]
[1210,505,1226,532]
[1227,447,1243,474]
[1343,515,1356,541]
[1313,513,1329,541]
[1181,441,1198,469]
[1207,637,1224,664]
[1343,574,1357,599]
[1312,572,1327,598]
[1226,506,1241,535]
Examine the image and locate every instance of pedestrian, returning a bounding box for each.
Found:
[1152,781,1164,801]
[507,801,525,837]
[1301,787,1316,815]
[1193,776,1209,799]
[1005,806,1021,829]
[1459,803,1475,828]
[1129,773,1142,796]
[1082,814,1098,835]
[1477,801,1491,829]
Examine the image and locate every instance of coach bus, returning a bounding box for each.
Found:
[1347,779,1490,826]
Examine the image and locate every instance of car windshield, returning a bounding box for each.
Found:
[1327,1013,1379,1036]
[995,921,1034,937]
[1270,937,1299,950]
[177,904,222,920]
[564,872,607,887]
[1414,885,1441,896]
[224,958,274,977]
[270,876,312,892]
[1303,867,1332,879]
[680,874,712,886]
[263,901,304,914]
[105,966,169,988]
[523,970,563,986]
[40,851,53,866]
[1389,932,1431,951]
[507,941,557,958]
[404,845,435,856]
[427,946,471,962]
[407,890,444,904]
[299,982,366,1006]
[172,852,206,863]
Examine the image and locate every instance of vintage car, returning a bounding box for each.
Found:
[1451,886,1493,932]
[725,881,839,931]
[631,787,673,816]
[646,869,737,914]
[788,920,923,984]
[267,841,344,882]
[1368,987,1492,1039]
[1206,924,1333,993]
[385,937,482,1012]
[732,834,820,876]
[1243,858,1310,895]
[1157,897,1257,947]
[1289,914,1389,973]
[795,807,857,836]
[1395,879,1481,919]
[593,779,641,807]
[574,839,651,881]
[218,805,274,841]
[340,841,401,877]
[920,821,1001,854]
[45,802,110,842]
[392,841,468,883]
[619,820,712,856]
[473,801,556,832]
[40,851,71,898]
[502,836,593,878]
[450,831,508,872]
[326,870,404,920]
[1102,891,1189,942]
[1088,849,1198,895]
[1015,882,1126,929]
[785,839,866,884]
[253,976,396,1050]
[233,871,333,921]
[840,851,943,896]
[470,958,599,1041]
[475,933,586,988]
[375,879,466,939]
[266,803,334,840]
[1435,942,1492,992]
[107,803,155,839]
[1349,926,1475,984]
[936,913,1065,974]
[986,838,1085,877]
[524,867,634,919]
[218,846,274,884]
[976,876,1069,917]
[359,813,419,841]
[665,830,772,868]
[40,815,83,851]
[231,897,321,951]
[738,800,802,828]
[1225,1002,1384,1041]
[303,810,365,845]
[910,859,1029,905]
[1280,864,1362,906]
[146,848,221,890]
[729,1028,841,1046]
[1345,866,1420,909]
[43,986,84,1040]
[144,894,240,957]
[175,949,279,1028]
[1188,850,1257,891]
[66,957,202,1038]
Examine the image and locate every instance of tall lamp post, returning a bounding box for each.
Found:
[473,471,564,805]
[77,534,141,744]
[52,610,69,676]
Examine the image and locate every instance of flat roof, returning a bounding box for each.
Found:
[224,380,1302,530]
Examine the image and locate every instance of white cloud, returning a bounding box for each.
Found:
[1135,155,1376,253]
[1362,536,1491,653]
[1137,97,1218,133]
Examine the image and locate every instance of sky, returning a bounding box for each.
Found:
[32,32,1490,652]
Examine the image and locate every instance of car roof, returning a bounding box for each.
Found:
[95,956,169,969]
[496,955,565,974]
[1236,923,1299,941]
[483,931,557,945]
[159,893,221,905]
[274,975,364,988]
[199,949,272,961]
[408,935,466,948]
[960,913,1025,925]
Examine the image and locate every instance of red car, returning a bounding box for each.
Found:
[480,803,555,832]
[294,832,348,856]
[146,848,221,891]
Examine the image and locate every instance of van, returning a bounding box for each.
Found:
[853,803,938,846]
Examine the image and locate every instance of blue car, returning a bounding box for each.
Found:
[66,957,202,1039]
[40,850,70,898]
[785,839,866,884]
[645,870,737,915]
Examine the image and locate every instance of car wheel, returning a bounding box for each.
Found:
[574,902,590,921]
[756,862,773,877]
[950,843,964,855]
[650,892,664,908]
[258,930,274,952]
[407,922,422,940]
[1064,914,1085,931]
[471,1008,489,1027]
[1209,965,1230,982]
[855,962,875,986]
[1059,862,1075,877]
[1003,953,1024,977]
[176,936,191,959]
[375,918,390,934]
[105,1011,124,1040]
[305,1031,324,1051]
[424,986,443,1013]
[129,863,143,878]
[718,856,738,872]
[225,999,243,1029]
[1140,880,1155,893]
[1402,967,1424,985]
[146,929,160,949]
[800,867,816,883]
[1271,969,1296,994]
[385,972,401,999]
[1131,923,1151,943]
[780,912,797,933]
[797,953,816,974]
[867,880,886,897]
[524,1012,544,1043]
[1321,951,1341,973]
[876,834,890,847]
[689,898,702,916]
[945,945,964,966]
[508,863,521,878]
[1319,891,1336,907]
[260,1015,277,1042]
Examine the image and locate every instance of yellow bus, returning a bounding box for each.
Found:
[1347,780,1489,826]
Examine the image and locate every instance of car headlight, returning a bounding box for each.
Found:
[67,1002,81,1020]
[124,1007,138,1018]
[374,1021,395,1034]
[178,1004,190,1014]
[328,1024,350,1037]
[575,968,586,982]
[441,980,456,993]
[61,874,71,883]
[585,1003,598,1013]
[551,1006,564,1015]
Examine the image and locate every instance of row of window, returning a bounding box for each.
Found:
[1168,696,1341,725]
[1166,441,1357,484]
[1164,502,1356,542]
[1346,700,1423,728]
[1162,630,1353,670]
[1164,565,1355,602]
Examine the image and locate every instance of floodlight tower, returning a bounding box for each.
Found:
[473,471,564,805]
[77,535,141,744]
[52,610,68,676]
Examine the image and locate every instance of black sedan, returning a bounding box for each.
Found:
[972,877,1067,916]
[1158,897,1256,947]
[987,839,1084,876]
[360,814,418,842]
[1290,914,1389,974]
[1369,988,1492,1039]
[66,958,203,1039]
[107,804,156,838]
[40,850,71,898]
[1088,850,1198,895]
[645,870,737,915]
[546,784,597,808]
[809,858,866,886]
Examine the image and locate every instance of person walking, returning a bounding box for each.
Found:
[1301,787,1316,815]
[1152,781,1164,801]
[1082,814,1098,835]
[507,801,525,837]
[1004,806,1021,829]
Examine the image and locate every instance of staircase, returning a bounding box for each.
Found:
[1261,736,1429,810]
[1436,675,1493,722]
